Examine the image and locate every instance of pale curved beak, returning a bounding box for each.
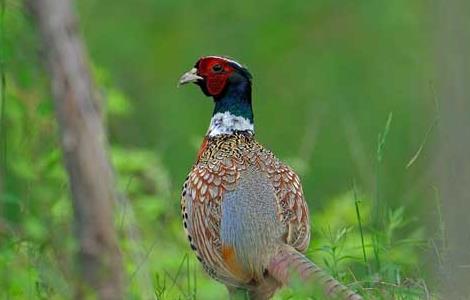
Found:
[178,68,203,87]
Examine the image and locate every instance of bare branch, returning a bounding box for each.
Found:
[27,0,124,298]
[435,0,470,297]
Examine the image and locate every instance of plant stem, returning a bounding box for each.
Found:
[353,180,368,274]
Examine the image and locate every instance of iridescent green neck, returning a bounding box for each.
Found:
[208,79,254,137]
[213,79,253,123]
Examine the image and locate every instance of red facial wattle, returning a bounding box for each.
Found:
[206,74,228,96]
[196,57,235,97]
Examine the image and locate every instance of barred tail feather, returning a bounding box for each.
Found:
[268,245,363,300]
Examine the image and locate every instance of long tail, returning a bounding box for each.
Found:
[268,245,363,300]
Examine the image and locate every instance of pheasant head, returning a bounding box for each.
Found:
[179,56,254,137]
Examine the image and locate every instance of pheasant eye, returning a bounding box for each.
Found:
[212,64,223,73]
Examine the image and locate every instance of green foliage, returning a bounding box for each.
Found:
[309,191,428,299]
[0,0,439,299]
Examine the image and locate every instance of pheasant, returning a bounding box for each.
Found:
[178,56,363,300]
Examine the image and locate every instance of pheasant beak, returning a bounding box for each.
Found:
[178,68,203,87]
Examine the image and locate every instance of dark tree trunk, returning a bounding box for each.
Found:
[27,0,124,299]
[436,0,470,297]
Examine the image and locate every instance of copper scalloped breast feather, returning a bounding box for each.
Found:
[180,132,310,286]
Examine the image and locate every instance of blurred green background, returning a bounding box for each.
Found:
[1,0,439,299]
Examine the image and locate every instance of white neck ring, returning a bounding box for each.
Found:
[207,111,254,137]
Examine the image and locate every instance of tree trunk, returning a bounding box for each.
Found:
[27,0,124,299]
[436,0,470,297]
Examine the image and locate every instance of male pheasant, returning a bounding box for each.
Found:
[178,56,362,300]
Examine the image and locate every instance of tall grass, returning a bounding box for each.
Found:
[372,112,393,272]
[0,0,7,177]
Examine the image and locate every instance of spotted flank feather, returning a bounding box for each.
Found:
[180,132,310,287]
